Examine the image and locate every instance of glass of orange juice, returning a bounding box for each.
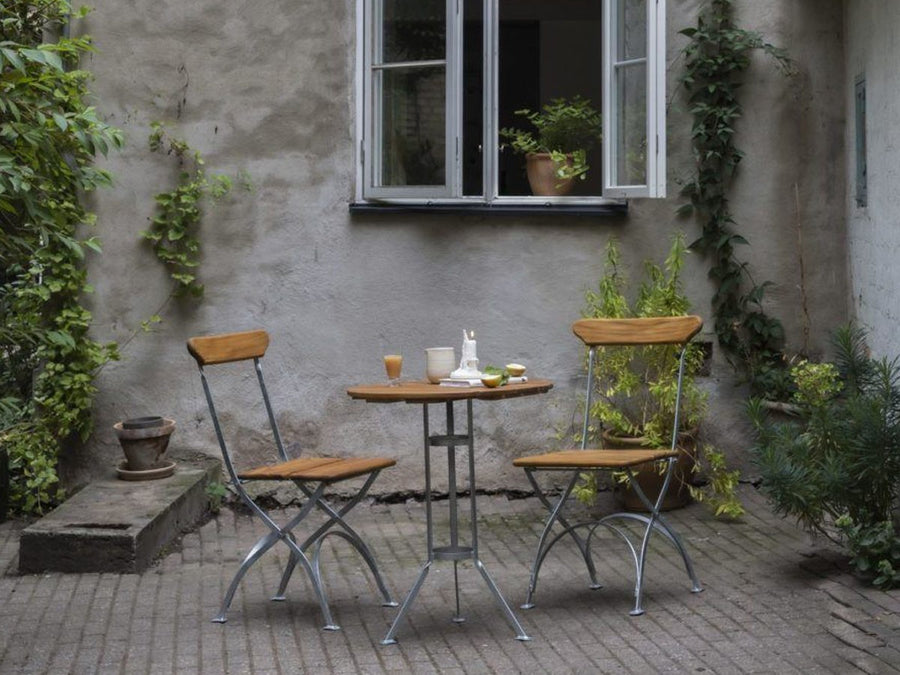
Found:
[384,354,403,386]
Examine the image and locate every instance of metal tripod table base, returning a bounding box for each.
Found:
[382,399,531,644]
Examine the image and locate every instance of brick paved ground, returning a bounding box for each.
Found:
[1,485,899,674]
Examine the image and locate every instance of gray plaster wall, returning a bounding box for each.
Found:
[843,1,900,359]
[70,0,847,493]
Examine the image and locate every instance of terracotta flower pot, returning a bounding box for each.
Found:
[114,417,175,471]
[525,153,575,196]
[602,428,698,512]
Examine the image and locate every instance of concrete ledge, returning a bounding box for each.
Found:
[18,459,220,574]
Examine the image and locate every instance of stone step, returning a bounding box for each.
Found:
[18,459,220,574]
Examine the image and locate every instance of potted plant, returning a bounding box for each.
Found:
[499,96,602,196]
[573,234,743,517]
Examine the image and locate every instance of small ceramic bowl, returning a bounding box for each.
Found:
[505,363,526,377]
[481,374,503,388]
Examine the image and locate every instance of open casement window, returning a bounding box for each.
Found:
[602,0,666,198]
[358,0,666,203]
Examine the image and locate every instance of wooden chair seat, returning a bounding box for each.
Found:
[239,456,396,483]
[513,448,677,469]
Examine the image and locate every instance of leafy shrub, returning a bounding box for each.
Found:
[750,325,900,588]
[1,2,121,512]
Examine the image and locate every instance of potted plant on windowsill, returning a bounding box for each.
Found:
[572,234,743,517]
[500,96,602,196]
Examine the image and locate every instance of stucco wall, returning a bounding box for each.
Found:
[70,0,848,493]
[844,1,900,359]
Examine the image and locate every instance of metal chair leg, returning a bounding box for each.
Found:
[524,470,601,591]
[213,529,281,623]
[522,471,602,610]
[215,483,340,630]
[296,474,397,607]
[272,535,299,601]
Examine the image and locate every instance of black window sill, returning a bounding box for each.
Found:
[349,202,627,217]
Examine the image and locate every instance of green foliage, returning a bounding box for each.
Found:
[750,325,900,586]
[679,0,794,394]
[205,480,228,513]
[142,122,233,298]
[1,1,121,513]
[499,96,602,182]
[574,233,741,517]
[583,234,707,444]
[790,360,841,408]
[688,445,744,519]
[835,516,900,589]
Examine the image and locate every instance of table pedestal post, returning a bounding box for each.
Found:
[382,399,530,644]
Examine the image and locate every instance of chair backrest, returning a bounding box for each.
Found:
[572,316,703,451]
[572,316,702,347]
[187,329,288,482]
[187,329,269,366]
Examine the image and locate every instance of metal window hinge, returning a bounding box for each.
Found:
[360,139,365,165]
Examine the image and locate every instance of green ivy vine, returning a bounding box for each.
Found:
[142,122,236,299]
[0,2,122,512]
[679,0,795,396]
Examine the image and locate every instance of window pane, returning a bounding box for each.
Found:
[377,66,446,186]
[618,0,646,61]
[462,0,484,196]
[382,0,446,63]
[615,61,646,185]
[497,0,603,196]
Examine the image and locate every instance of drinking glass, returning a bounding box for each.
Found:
[384,354,403,386]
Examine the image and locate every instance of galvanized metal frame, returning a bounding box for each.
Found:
[520,340,702,616]
[382,398,530,644]
[196,357,396,629]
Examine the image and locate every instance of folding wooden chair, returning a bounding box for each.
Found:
[513,316,704,616]
[187,329,397,629]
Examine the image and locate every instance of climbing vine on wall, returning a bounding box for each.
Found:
[142,122,235,299]
[0,2,122,512]
[679,0,795,395]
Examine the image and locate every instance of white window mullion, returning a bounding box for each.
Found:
[484,0,498,202]
[448,0,462,197]
[650,0,666,197]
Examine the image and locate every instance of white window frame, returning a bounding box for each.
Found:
[355,0,666,204]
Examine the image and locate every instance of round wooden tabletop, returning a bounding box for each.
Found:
[347,378,553,403]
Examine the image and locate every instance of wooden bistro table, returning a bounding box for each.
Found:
[347,378,553,644]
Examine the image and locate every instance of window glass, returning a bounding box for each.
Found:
[376,67,446,186]
[620,0,646,60]
[381,0,446,62]
[496,0,603,197]
[615,60,647,186]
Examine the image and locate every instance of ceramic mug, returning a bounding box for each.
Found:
[425,347,456,383]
